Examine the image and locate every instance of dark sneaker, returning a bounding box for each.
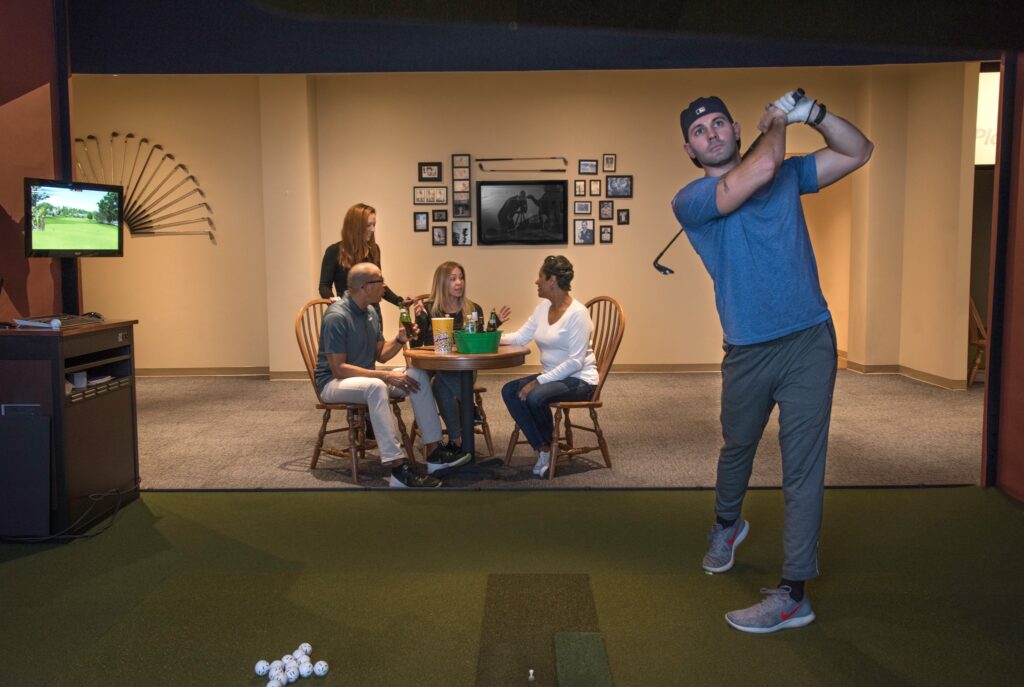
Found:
[725,586,815,633]
[702,519,749,573]
[388,463,442,488]
[426,444,472,474]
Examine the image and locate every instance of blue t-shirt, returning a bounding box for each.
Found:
[671,155,830,345]
[313,295,384,394]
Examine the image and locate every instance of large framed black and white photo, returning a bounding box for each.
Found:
[477,180,568,245]
[605,175,633,198]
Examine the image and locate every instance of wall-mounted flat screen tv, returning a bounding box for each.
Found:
[24,178,124,257]
[477,180,567,245]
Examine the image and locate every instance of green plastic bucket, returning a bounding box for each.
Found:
[454,330,501,354]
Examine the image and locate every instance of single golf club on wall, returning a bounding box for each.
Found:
[654,88,805,275]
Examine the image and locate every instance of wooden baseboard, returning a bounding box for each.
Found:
[137,367,270,377]
[844,362,967,390]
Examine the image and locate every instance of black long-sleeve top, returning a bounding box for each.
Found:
[318,242,403,306]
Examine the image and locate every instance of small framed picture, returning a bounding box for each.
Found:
[589,179,602,196]
[600,225,613,244]
[432,209,448,222]
[452,220,473,246]
[418,162,442,182]
[574,179,586,197]
[453,191,470,202]
[578,159,598,175]
[453,203,471,218]
[573,200,592,215]
[602,153,616,172]
[414,186,448,204]
[617,208,630,225]
[452,153,470,168]
[606,175,633,198]
[453,167,469,180]
[573,218,595,245]
[599,200,613,220]
[453,180,470,193]
[432,226,447,246]
[414,211,429,232]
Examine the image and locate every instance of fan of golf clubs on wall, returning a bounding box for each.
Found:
[73,132,215,242]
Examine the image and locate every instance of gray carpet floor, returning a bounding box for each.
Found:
[136,370,983,489]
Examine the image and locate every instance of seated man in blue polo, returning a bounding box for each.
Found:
[314,262,471,487]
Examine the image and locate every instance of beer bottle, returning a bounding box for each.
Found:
[399,305,416,342]
[488,308,500,332]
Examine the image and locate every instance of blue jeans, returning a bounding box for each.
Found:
[501,375,595,450]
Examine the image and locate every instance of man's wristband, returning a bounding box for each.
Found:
[810,102,827,127]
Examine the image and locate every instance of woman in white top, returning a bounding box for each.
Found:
[500,255,599,477]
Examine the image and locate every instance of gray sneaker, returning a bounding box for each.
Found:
[702,519,749,573]
[725,587,816,634]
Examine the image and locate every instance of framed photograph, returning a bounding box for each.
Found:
[578,159,598,175]
[452,153,470,168]
[453,167,470,180]
[589,179,602,196]
[432,226,447,246]
[453,191,470,203]
[599,200,614,220]
[606,175,633,198]
[452,220,473,246]
[602,154,617,172]
[617,208,630,225]
[432,209,448,222]
[600,225,613,244]
[414,211,429,232]
[574,180,586,197]
[453,180,470,193]
[414,186,448,205]
[477,180,568,245]
[418,162,442,182]
[573,218,595,245]
[573,200,592,215]
[453,203,471,218]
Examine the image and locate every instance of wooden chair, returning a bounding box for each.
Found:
[294,298,415,481]
[504,296,626,479]
[968,296,988,386]
[409,294,495,457]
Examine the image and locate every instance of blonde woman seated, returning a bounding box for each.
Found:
[413,261,510,454]
[500,255,598,477]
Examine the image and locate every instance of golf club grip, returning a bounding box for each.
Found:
[744,88,805,157]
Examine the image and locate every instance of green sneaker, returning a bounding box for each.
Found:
[426,444,472,474]
[725,587,815,634]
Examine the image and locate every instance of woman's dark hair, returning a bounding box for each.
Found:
[541,255,574,291]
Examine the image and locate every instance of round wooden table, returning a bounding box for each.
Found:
[404,344,529,456]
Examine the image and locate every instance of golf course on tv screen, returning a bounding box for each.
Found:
[29,184,120,251]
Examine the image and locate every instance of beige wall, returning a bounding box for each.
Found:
[69,65,977,383]
[73,75,269,370]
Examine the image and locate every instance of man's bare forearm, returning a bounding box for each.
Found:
[814,106,872,162]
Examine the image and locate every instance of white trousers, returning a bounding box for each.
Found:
[319,367,441,463]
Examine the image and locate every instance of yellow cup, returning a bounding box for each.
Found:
[432,317,454,354]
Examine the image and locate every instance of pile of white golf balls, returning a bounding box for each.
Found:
[254,643,328,686]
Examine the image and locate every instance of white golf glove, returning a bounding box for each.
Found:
[772,91,814,124]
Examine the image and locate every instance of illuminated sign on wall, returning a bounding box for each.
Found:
[976,71,1000,166]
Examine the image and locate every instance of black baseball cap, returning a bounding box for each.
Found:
[680,96,733,142]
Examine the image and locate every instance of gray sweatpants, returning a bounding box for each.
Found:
[714,319,837,580]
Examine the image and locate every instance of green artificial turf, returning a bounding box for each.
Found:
[30,216,119,250]
[1,487,1021,686]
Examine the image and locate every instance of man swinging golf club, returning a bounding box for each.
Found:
[672,90,873,632]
